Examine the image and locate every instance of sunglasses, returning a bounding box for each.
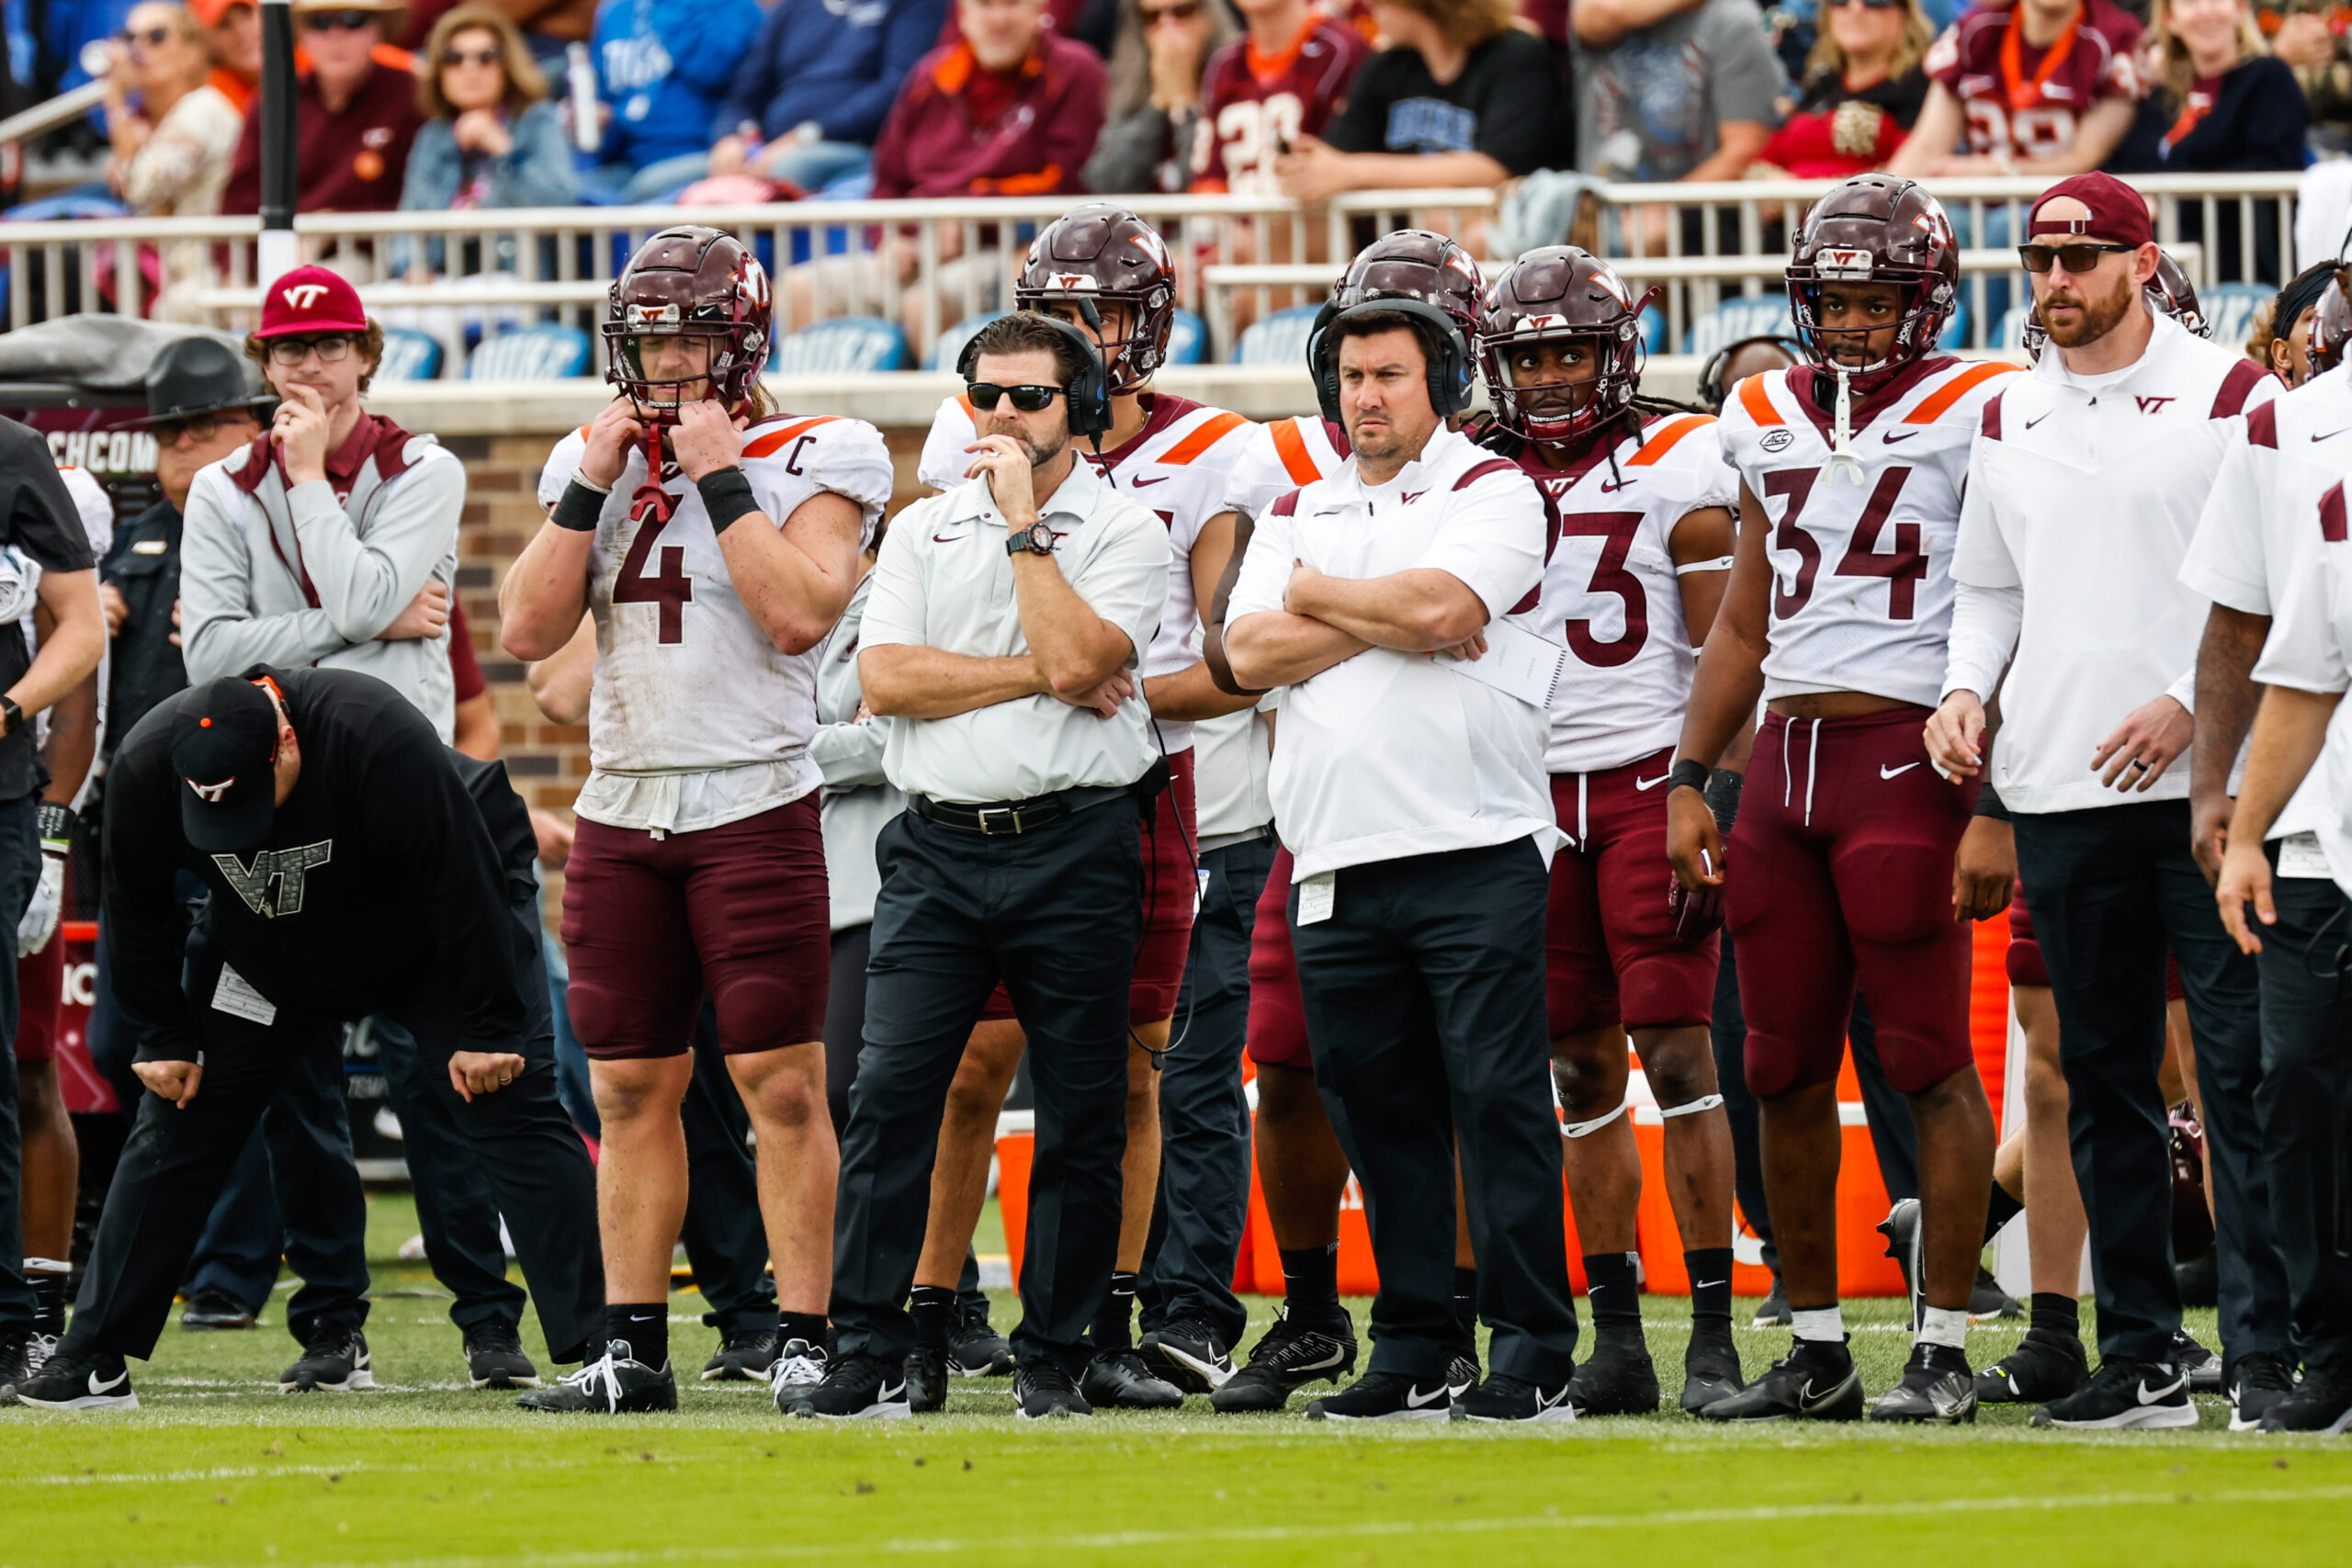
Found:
[2018,241,2136,274]
[1823,0,1906,9]
[1142,0,1201,19]
[441,47,501,67]
[119,24,175,47]
[264,333,356,365]
[967,382,1065,412]
[300,10,377,32]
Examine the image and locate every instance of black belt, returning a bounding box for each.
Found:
[910,784,1132,836]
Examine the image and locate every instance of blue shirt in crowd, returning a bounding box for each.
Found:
[592,0,763,170]
[714,0,946,148]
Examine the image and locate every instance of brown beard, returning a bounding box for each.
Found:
[2042,267,2138,349]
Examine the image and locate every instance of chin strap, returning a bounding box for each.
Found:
[1825,362,1865,487]
[630,417,676,528]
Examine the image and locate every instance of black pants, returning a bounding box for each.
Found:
[2253,853,2352,1375]
[2016,800,2290,1364]
[833,798,1143,1374]
[0,795,46,1335]
[1140,830,1272,1348]
[74,890,605,1364]
[1290,839,1579,1384]
[372,1015,528,1336]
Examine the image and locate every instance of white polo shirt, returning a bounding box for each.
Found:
[2249,459,2352,902]
[861,457,1170,806]
[1227,425,1562,881]
[1945,312,2278,813]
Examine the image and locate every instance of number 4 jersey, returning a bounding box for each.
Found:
[1715,358,2018,707]
[537,412,894,829]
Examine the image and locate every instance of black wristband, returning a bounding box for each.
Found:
[696,466,760,535]
[552,477,608,533]
[1667,758,1710,795]
[1703,767,1743,838]
[1973,783,2010,822]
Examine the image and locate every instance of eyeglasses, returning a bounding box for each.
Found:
[1823,0,1905,10]
[264,333,356,365]
[441,47,501,67]
[967,382,1064,412]
[2018,242,2136,274]
[157,412,244,444]
[300,10,377,33]
[1142,1,1201,20]
[119,25,175,47]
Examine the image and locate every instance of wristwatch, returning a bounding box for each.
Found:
[1005,520,1057,558]
[0,697,22,737]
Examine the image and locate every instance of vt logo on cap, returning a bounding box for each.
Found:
[254,265,370,341]
[281,283,331,310]
[186,776,237,804]
[170,678,284,852]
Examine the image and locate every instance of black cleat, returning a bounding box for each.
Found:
[1969,1266,2023,1322]
[1445,1349,1481,1398]
[180,1287,257,1332]
[2173,1328,2223,1393]
[1751,1279,1791,1328]
[515,1342,677,1413]
[1565,1333,1659,1416]
[700,1326,779,1382]
[2030,1358,2196,1430]
[281,1325,374,1393]
[2227,1351,2298,1433]
[1015,1358,1092,1419]
[947,1314,1014,1378]
[783,1350,906,1419]
[1974,1329,2089,1404]
[1452,1373,1576,1423]
[2258,1365,2352,1434]
[0,1331,31,1396]
[463,1322,541,1390]
[1869,1342,1977,1424]
[1080,1348,1184,1409]
[766,1338,831,1407]
[1680,1324,1746,1415]
[1211,1307,1357,1412]
[903,1345,948,1414]
[1878,1198,1925,1329]
[3,1342,137,1411]
[1305,1370,1455,1422]
[1140,1315,1234,1393]
[1698,1340,1864,1423]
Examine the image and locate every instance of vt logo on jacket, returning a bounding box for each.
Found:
[212,841,334,918]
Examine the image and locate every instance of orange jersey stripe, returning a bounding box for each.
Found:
[1737,373,1781,427]
[1157,411,1248,467]
[1904,361,2020,425]
[742,415,840,458]
[1270,418,1322,485]
[1628,413,1714,466]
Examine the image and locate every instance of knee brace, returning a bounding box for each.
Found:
[1657,1093,1725,1120]
[1563,1100,1628,1139]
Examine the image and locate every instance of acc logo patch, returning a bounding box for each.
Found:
[1760,428,1796,453]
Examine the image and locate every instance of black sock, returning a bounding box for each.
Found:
[605,1303,667,1369]
[1583,1251,1640,1337]
[1092,1271,1137,1352]
[1452,1265,1479,1347]
[1984,1183,2025,1245]
[778,1310,827,1351]
[1684,1248,1735,1334]
[1280,1242,1340,1315]
[910,1286,958,1350]
[2029,1292,2079,1340]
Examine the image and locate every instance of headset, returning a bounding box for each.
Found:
[1307,298,1477,427]
[1696,334,1806,413]
[956,308,1115,443]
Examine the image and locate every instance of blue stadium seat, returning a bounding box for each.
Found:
[770,316,910,375]
[1167,308,1206,366]
[1995,305,2034,352]
[1939,299,1970,350]
[1234,303,1323,368]
[1683,295,1794,358]
[373,326,445,383]
[929,311,1008,373]
[2199,282,2274,349]
[465,324,592,380]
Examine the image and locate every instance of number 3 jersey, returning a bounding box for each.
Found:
[1509,412,1736,773]
[1714,358,2018,708]
[537,412,894,832]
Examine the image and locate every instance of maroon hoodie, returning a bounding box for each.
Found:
[869,32,1107,199]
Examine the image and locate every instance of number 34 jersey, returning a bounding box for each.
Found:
[1715,359,2018,709]
[537,412,895,805]
[1510,413,1736,773]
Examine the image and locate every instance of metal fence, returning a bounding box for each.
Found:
[0,172,2303,370]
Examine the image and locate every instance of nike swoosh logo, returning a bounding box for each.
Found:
[1407,1383,1453,1408]
[1634,773,1671,791]
[2024,412,2052,429]
[879,1382,907,1403]
[1882,431,1918,444]
[2138,1375,2186,1404]
[1799,1378,1825,1403]
[1880,762,1921,779]
[1290,1348,1346,1371]
[1692,1279,1727,1290]
[2316,431,2348,443]
[1599,479,1632,492]
[1130,474,1170,487]
[88,1370,127,1395]
[933,534,963,543]
[1445,1379,1473,1400]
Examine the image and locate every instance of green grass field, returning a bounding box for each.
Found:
[5,1192,2348,1567]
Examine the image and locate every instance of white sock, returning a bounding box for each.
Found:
[1791,1305,1845,1344]
[23,1257,67,1275]
[1917,1306,1970,1351]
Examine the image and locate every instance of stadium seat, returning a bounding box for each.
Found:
[769,316,910,375]
[373,326,445,383]
[928,311,1008,372]
[1995,305,2034,352]
[465,324,591,380]
[1939,299,1970,350]
[2199,282,2274,349]
[1683,295,1793,357]
[1168,308,1207,366]
[1234,303,1323,367]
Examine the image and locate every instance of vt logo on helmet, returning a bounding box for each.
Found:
[604,226,773,417]
[1014,203,1179,396]
[1479,246,1656,446]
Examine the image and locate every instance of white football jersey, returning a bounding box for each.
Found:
[918,391,1253,754]
[1518,413,1736,773]
[1716,358,2020,707]
[1221,412,1350,520]
[537,412,894,830]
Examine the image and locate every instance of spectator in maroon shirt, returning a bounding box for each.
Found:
[221,0,425,213]
[785,0,1110,341]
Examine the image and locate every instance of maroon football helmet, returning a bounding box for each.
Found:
[604,226,772,414]
[1315,230,1487,421]
[1479,247,1651,446]
[1014,204,1178,396]
[2022,247,2208,363]
[2310,276,2352,376]
[1785,175,1959,388]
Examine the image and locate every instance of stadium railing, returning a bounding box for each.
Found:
[0,172,2300,370]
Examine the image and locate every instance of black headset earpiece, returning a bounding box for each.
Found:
[1696,333,1806,413]
[957,311,1114,442]
[1311,299,1476,426]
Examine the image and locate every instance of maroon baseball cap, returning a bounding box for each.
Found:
[254,265,368,340]
[2029,174,2155,250]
